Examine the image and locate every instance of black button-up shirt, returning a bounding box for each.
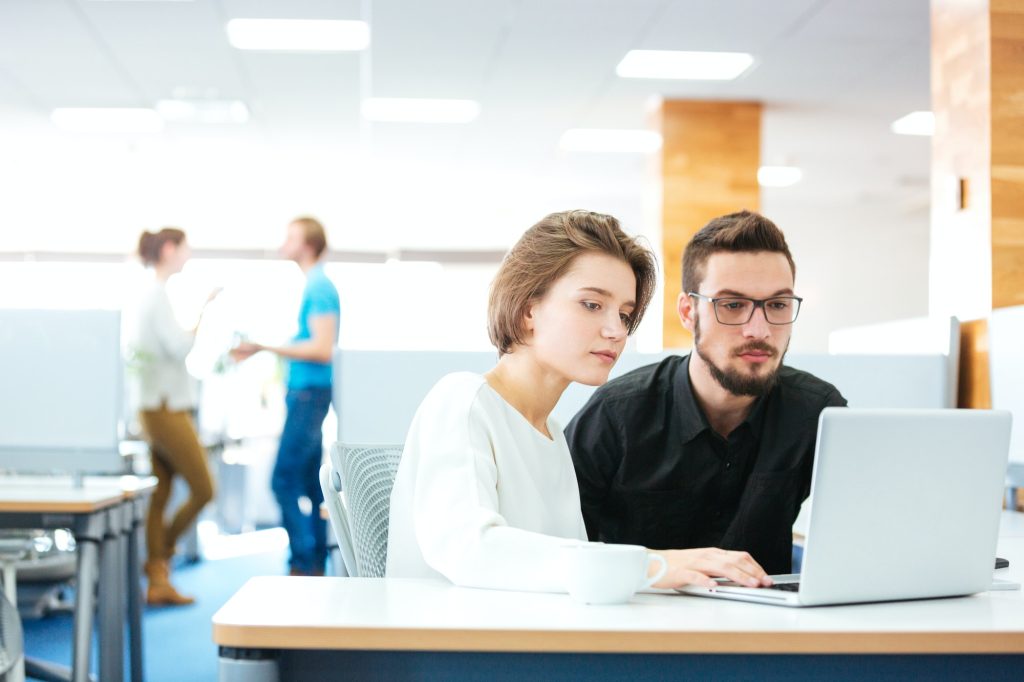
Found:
[565,354,847,575]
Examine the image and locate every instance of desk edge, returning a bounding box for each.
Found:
[211,625,1024,654]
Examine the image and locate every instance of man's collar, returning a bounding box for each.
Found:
[674,353,712,443]
[743,387,769,436]
[674,352,769,442]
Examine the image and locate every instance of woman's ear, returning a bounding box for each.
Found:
[521,297,540,334]
[160,239,178,262]
[523,306,534,332]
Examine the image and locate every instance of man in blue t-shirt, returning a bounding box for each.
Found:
[232,216,340,575]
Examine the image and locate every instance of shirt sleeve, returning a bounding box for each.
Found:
[306,277,340,319]
[799,387,850,501]
[150,291,194,363]
[408,379,585,592]
[826,387,848,408]
[564,395,624,542]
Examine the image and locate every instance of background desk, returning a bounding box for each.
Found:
[213,526,1024,681]
[0,476,154,682]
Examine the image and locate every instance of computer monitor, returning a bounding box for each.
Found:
[0,309,124,474]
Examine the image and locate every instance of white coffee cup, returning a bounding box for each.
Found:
[562,544,668,605]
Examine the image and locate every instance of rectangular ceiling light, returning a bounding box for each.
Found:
[558,129,662,154]
[226,18,369,52]
[891,111,934,136]
[50,108,164,133]
[157,99,250,124]
[757,166,803,188]
[616,50,754,80]
[361,98,480,123]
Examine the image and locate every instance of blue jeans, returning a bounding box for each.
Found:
[272,386,332,573]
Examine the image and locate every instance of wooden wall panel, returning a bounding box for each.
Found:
[991,0,1024,308]
[655,100,761,349]
[957,318,992,409]
[933,0,1024,416]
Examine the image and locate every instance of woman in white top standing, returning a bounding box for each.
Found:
[133,228,215,605]
[386,210,772,592]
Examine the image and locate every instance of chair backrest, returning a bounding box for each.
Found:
[0,590,24,678]
[319,463,358,577]
[329,443,403,578]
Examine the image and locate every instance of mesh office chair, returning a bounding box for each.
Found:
[0,590,24,682]
[325,443,404,578]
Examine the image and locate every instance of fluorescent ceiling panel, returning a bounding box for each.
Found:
[361,98,480,123]
[616,50,754,80]
[757,166,803,188]
[891,111,934,136]
[157,99,250,124]
[226,19,369,52]
[558,129,662,153]
[50,108,164,133]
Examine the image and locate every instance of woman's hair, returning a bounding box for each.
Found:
[137,228,186,266]
[291,216,328,258]
[487,210,657,356]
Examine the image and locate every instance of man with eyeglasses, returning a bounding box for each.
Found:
[566,210,846,583]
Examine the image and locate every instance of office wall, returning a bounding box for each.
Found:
[760,107,932,352]
[0,132,650,256]
[766,199,931,352]
[990,306,1024,464]
[0,103,932,353]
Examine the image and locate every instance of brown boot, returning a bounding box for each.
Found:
[144,559,195,606]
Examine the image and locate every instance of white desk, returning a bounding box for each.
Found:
[0,475,155,682]
[213,528,1024,681]
[999,509,1024,537]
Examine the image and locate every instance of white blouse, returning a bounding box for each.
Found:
[130,279,197,411]
[385,372,588,592]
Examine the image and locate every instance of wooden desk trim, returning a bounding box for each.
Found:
[0,475,156,509]
[0,493,123,513]
[112,480,157,499]
[212,623,1024,654]
[0,475,157,495]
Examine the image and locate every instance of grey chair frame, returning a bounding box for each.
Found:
[0,581,24,682]
[319,463,358,577]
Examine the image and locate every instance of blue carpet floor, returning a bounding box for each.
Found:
[21,546,288,682]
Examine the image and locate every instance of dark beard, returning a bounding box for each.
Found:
[693,310,786,397]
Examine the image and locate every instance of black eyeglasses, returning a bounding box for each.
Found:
[688,292,803,326]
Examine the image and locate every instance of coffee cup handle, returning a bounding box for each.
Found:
[640,552,668,590]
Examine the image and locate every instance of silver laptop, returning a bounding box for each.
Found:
[678,408,1012,607]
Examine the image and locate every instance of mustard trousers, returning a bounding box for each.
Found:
[139,405,215,562]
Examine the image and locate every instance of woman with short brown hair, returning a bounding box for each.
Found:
[385,210,656,590]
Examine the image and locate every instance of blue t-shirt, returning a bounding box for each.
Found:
[287,264,340,389]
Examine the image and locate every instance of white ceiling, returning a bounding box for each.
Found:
[0,0,932,254]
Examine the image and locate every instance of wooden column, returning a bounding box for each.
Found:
[931,0,1024,409]
[653,100,761,349]
[990,0,1024,309]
